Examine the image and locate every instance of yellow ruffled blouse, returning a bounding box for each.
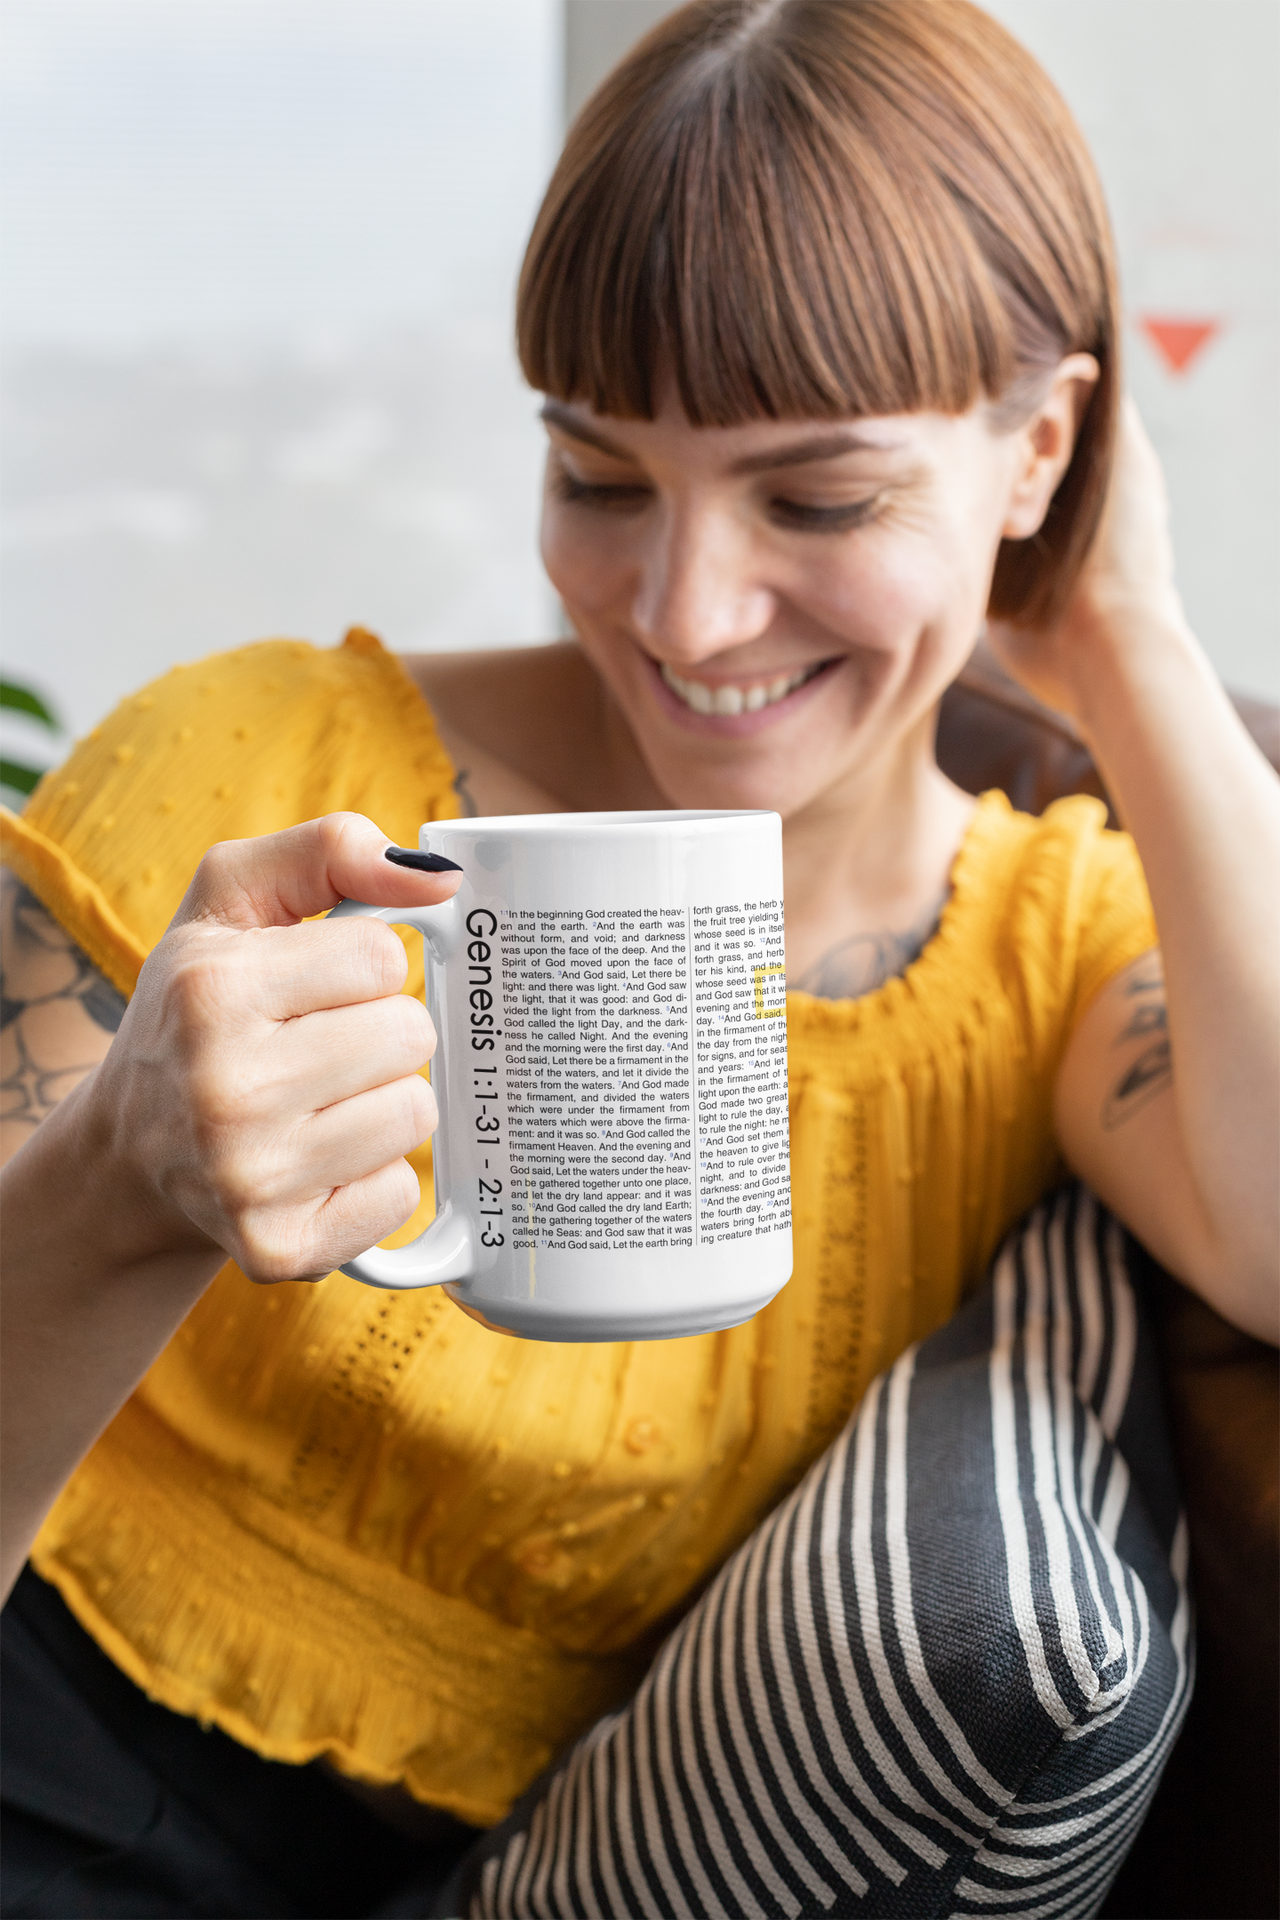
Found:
[0,630,1156,1825]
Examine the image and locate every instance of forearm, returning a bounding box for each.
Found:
[1074,610,1280,1310]
[0,1070,223,1600]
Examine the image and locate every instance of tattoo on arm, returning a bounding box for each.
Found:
[1116,1000,1167,1041]
[794,891,946,1001]
[1,871,126,1142]
[452,768,480,819]
[1102,965,1172,1131]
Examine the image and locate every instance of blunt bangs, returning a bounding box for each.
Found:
[517,0,1120,625]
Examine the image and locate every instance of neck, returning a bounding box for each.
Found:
[778,713,975,988]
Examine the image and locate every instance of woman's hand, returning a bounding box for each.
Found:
[985,399,1188,730]
[91,812,459,1282]
[0,813,461,1597]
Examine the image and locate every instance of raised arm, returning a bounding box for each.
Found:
[990,402,1280,1343]
[0,816,461,1599]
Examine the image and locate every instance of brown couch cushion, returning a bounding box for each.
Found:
[1103,1266,1280,1918]
[937,642,1280,1918]
[937,639,1280,818]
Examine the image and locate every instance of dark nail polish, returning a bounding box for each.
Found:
[385,846,463,873]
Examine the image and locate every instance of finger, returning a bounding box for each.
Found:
[174,813,463,933]
[169,915,426,1025]
[235,1158,424,1284]
[269,993,436,1112]
[209,1072,436,1235]
[310,1158,426,1273]
[209,916,422,1021]
[275,1074,438,1199]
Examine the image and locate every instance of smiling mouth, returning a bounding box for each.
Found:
[658,660,830,716]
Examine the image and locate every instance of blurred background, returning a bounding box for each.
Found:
[2,0,1276,791]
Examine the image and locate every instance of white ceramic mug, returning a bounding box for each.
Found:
[330,810,792,1340]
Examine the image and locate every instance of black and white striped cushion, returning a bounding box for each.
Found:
[439,1187,1191,1920]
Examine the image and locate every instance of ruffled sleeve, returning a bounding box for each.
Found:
[1,627,459,990]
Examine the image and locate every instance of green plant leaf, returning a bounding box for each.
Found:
[0,681,60,729]
[0,758,44,796]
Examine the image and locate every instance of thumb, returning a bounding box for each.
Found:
[173,813,464,931]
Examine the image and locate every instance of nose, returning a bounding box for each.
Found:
[630,504,775,667]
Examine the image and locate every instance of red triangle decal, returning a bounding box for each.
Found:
[1138,316,1221,376]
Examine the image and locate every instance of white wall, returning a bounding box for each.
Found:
[565,0,1279,702]
[0,0,562,771]
[981,0,1278,702]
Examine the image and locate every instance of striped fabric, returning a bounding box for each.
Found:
[442,1188,1191,1920]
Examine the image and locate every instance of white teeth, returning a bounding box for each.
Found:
[660,662,819,716]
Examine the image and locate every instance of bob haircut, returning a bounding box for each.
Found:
[517,0,1120,627]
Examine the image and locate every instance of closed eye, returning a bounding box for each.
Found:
[768,496,882,533]
[551,471,652,513]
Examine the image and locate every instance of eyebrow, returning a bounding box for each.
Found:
[539,401,904,475]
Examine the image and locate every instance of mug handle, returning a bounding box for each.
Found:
[326,895,478,1290]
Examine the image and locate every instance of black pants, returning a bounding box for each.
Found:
[0,1568,476,1918]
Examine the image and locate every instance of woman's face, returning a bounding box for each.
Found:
[539,386,1052,819]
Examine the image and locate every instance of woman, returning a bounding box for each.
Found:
[2,0,1276,1914]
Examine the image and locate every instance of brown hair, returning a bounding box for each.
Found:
[517,0,1119,625]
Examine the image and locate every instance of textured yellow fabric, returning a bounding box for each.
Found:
[1,631,1157,1825]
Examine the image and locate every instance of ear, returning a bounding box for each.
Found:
[1000,354,1100,541]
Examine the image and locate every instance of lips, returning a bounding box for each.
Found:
[658,661,828,716]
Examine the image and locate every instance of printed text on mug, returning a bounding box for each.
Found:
[456,903,789,1253]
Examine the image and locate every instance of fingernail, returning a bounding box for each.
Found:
[385,846,463,873]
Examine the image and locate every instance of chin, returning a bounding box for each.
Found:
[642,742,822,819]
